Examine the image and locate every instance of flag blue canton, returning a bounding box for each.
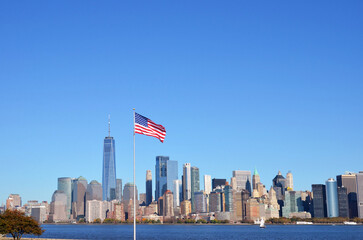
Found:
[135,113,148,127]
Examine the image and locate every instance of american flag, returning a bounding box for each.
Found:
[134,113,166,143]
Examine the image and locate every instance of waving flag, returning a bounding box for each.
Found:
[134,113,166,142]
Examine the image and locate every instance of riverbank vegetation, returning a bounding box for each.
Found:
[0,210,44,240]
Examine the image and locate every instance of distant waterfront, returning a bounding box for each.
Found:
[19,224,363,240]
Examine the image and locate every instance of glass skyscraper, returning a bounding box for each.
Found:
[102,123,116,201]
[191,166,200,211]
[183,163,192,201]
[167,160,178,194]
[155,156,169,201]
[57,177,72,219]
[233,170,252,194]
[312,184,327,218]
[326,178,339,218]
[146,170,152,206]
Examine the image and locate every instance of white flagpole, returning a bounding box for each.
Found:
[133,108,136,240]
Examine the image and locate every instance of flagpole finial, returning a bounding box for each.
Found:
[133,108,135,110]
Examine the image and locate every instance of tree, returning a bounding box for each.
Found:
[0,210,44,240]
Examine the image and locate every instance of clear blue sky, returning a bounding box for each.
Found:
[1,1,362,204]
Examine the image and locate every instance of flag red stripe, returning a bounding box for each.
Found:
[134,120,166,142]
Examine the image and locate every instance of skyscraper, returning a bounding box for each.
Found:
[356,171,363,218]
[123,183,138,203]
[146,170,152,206]
[286,171,293,190]
[116,179,122,202]
[191,166,200,211]
[57,177,72,219]
[272,170,286,198]
[173,179,182,208]
[326,178,339,218]
[204,175,212,194]
[50,190,68,222]
[212,178,226,190]
[232,170,252,194]
[102,117,116,201]
[337,173,358,218]
[282,191,303,218]
[183,163,192,201]
[163,190,174,220]
[209,192,221,212]
[86,180,103,201]
[252,168,260,191]
[6,194,21,210]
[224,184,233,212]
[72,176,88,219]
[167,160,178,195]
[337,187,349,218]
[155,156,169,200]
[194,191,207,213]
[312,184,327,218]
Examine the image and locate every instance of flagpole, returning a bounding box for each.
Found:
[133,108,136,240]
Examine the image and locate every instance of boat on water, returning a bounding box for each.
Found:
[260,218,265,228]
[296,221,313,225]
[344,221,357,225]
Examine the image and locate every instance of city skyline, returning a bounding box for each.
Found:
[1,1,363,203]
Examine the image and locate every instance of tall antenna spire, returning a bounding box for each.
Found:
[108,114,111,137]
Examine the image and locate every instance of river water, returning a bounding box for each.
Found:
[30,224,363,240]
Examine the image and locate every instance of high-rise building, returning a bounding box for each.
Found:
[224,184,233,212]
[357,171,363,218]
[204,175,212,194]
[155,156,169,200]
[272,171,286,216]
[85,200,110,223]
[163,190,174,220]
[232,170,252,194]
[72,176,88,219]
[312,184,327,218]
[326,178,339,218]
[173,179,181,208]
[183,163,192,201]
[337,173,358,218]
[167,160,178,192]
[282,191,304,218]
[123,183,138,203]
[180,200,191,216]
[146,170,152,206]
[286,171,293,190]
[272,170,286,199]
[50,190,68,222]
[337,187,349,218]
[31,206,47,223]
[86,180,103,202]
[116,179,122,202]
[212,178,226,190]
[194,191,207,213]
[209,192,221,212]
[57,177,72,219]
[102,117,116,201]
[246,198,264,221]
[6,194,21,210]
[191,166,200,211]
[252,168,260,191]
[265,187,280,219]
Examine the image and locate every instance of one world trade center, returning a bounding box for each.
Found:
[102,116,116,201]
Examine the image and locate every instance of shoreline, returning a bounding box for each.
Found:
[40,222,362,226]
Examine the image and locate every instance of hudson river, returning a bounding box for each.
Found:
[29,224,363,240]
